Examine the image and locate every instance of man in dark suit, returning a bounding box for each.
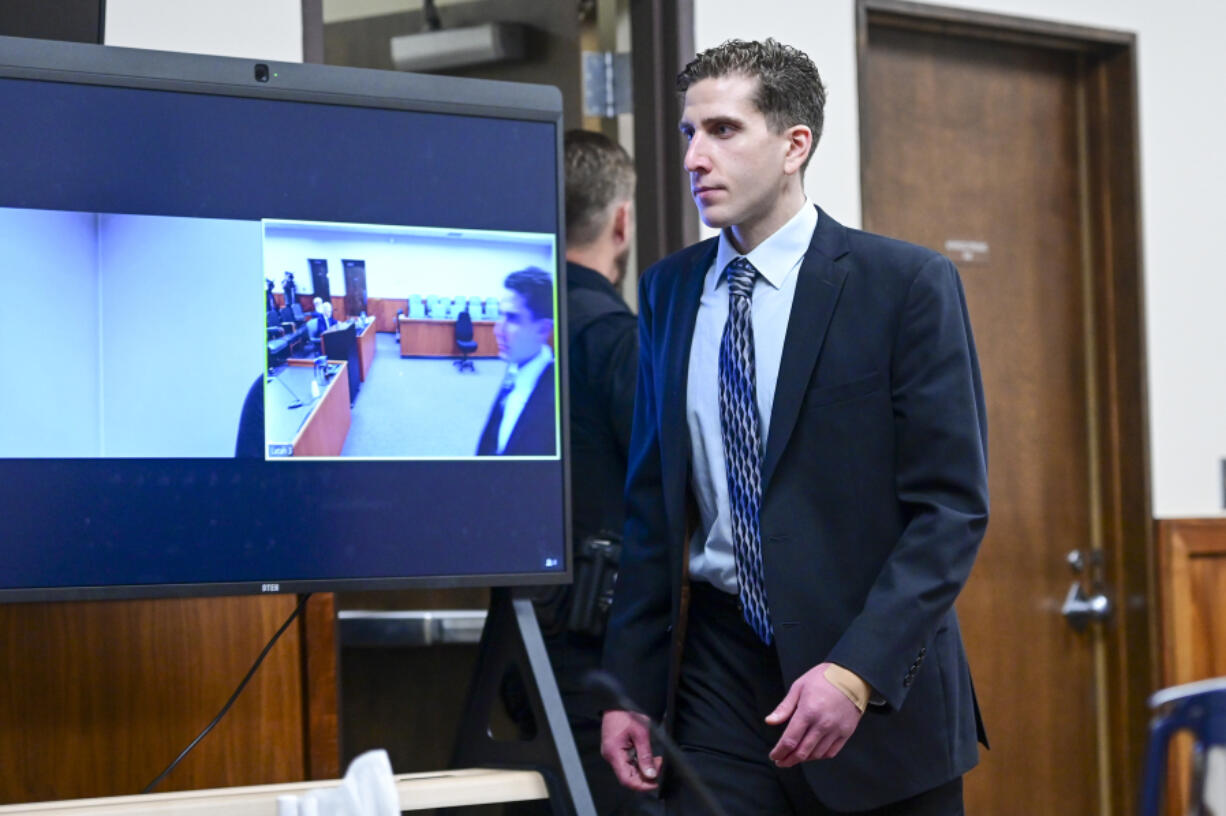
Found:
[600,39,989,815]
[318,301,338,331]
[476,266,557,456]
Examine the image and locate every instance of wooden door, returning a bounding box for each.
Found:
[309,258,331,302]
[342,259,367,319]
[859,6,1149,814]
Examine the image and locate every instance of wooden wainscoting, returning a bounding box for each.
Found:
[366,298,405,333]
[0,594,337,805]
[1157,519,1226,815]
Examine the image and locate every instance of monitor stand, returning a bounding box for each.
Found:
[451,587,597,816]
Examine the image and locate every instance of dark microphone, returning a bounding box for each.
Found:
[267,372,304,409]
[582,670,730,816]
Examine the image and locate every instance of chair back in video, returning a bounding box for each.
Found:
[426,294,442,317]
[485,296,500,319]
[1140,676,1226,816]
[467,296,485,319]
[271,307,309,358]
[454,309,478,373]
[409,294,426,318]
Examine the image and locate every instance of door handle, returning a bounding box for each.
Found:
[1061,582,1112,632]
[1066,547,1103,574]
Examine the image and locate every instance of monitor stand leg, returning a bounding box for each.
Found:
[451,587,597,816]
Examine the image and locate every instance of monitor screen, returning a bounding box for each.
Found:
[0,36,569,600]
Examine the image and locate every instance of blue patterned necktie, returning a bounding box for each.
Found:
[719,256,772,644]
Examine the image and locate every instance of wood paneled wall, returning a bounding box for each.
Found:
[365,298,403,333]
[1156,519,1226,816]
[0,594,337,806]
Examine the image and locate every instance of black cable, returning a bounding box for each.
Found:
[268,370,306,408]
[141,593,313,794]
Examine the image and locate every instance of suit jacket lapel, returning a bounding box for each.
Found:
[661,241,715,528]
[761,208,850,493]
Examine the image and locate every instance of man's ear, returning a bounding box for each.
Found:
[611,200,632,248]
[782,124,813,176]
[536,317,555,343]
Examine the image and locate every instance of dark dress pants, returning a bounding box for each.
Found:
[667,582,963,816]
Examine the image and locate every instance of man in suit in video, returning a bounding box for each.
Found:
[318,301,338,331]
[476,266,557,456]
[599,39,989,815]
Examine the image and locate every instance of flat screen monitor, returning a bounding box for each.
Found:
[0,35,570,601]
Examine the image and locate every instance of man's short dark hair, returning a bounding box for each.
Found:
[504,266,554,321]
[677,38,827,172]
[564,130,636,247]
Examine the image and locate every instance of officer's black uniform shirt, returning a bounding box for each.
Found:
[566,261,638,544]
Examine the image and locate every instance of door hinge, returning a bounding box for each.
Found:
[582,51,632,118]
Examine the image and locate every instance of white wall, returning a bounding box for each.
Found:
[104,0,304,61]
[0,209,101,456]
[0,210,264,458]
[97,215,265,457]
[694,0,1226,518]
[263,226,556,301]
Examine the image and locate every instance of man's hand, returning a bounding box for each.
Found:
[766,662,864,767]
[601,709,663,791]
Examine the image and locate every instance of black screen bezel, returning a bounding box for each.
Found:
[0,35,572,602]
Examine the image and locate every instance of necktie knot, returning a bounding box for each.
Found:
[497,370,516,399]
[724,257,757,300]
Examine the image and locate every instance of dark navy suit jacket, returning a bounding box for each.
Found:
[476,362,556,457]
[602,207,989,810]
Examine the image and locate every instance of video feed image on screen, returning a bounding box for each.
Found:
[261,220,560,461]
[0,208,560,463]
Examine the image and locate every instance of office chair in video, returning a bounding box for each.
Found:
[277,307,311,356]
[267,308,299,368]
[298,310,328,358]
[484,296,500,319]
[1140,676,1226,816]
[454,308,478,372]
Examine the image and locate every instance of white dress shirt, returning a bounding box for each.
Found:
[498,345,553,454]
[687,200,818,591]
